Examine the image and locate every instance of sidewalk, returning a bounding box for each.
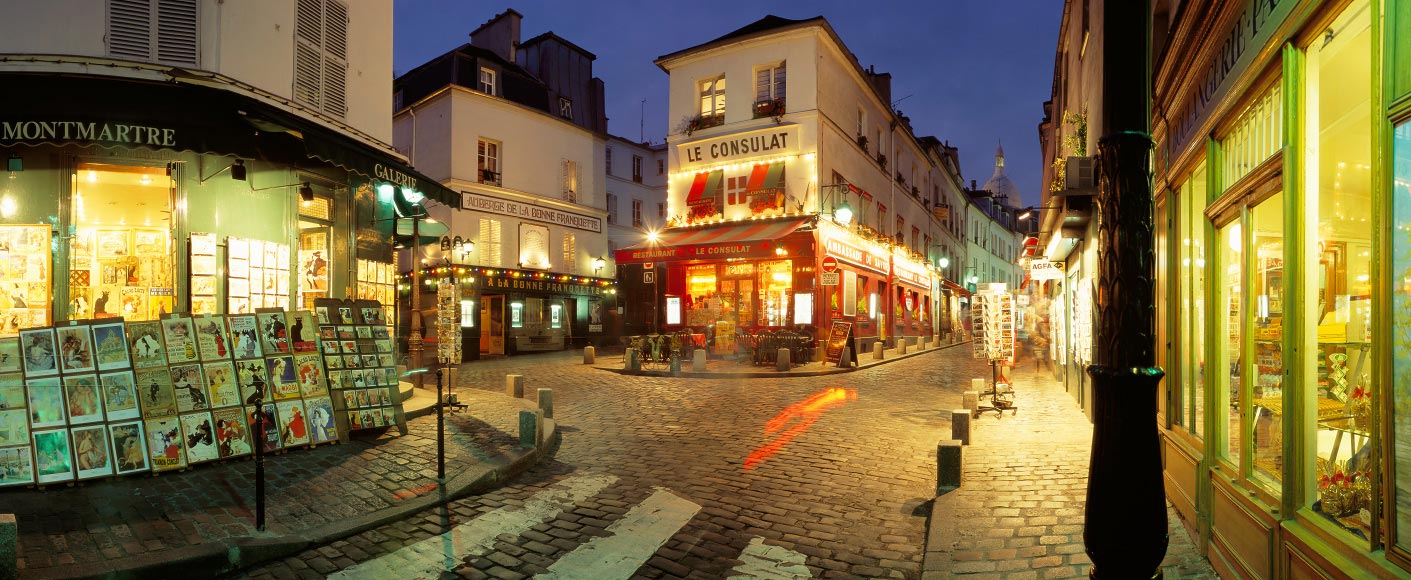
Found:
[922,359,1217,579]
[593,335,963,378]
[10,386,551,580]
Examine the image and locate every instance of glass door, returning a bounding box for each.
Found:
[481,295,504,355]
[71,163,174,322]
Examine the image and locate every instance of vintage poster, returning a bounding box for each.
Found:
[191,297,217,316]
[145,416,186,472]
[247,405,281,453]
[71,424,113,480]
[212,407,251,459]
[132,229,166,257]
[300,249,328,293]
[305,396,336,444]
[126,321,166,369]
[227,237,248,260]
[327,370,344,390]
[19,327,57,377]
[203,362,240,408]
[0,373,23,409]
[63,374,104,426]
[235,359,268,405]
[96,229,129,257]
[0,408,28,447]
[91,322,130,371]
[190,232,217,256]
[147,290,173,320]
[337,307,355,325]
[228,314,263,360]
[194,315,231,361]
[264,355,299,400]
[0,445,34,487]
[274,399,309,448]
[321,337,340,355]
[228,297,251,315]
[33,428,74,484]
[170,364,209,413]
[192,255,217,277]
[315,306,331,325]
[117,286,146,319]
[324,353,342,370]
[0,337,21,372]
[179,411,218,464]
[378,354,395,369]
[228,261,249,285]
[293,353,326,398]
[354,326,372,340]
[347,410,363,430]
[136,367,177,419]
[109,420,148,475]
[287,310,318,353]
[25,377,65,429]
[56,325,96,374]
[360,306,384,326]
[191,274,216,296]
[256,310,289,354]
[99,371,140,422]
[228,277,249,298]
[160,315,198,364]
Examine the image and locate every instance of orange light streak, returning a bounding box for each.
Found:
[745,387,857,470]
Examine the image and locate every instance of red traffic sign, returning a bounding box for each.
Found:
[821,256,839,273]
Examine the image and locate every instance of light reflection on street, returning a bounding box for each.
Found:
[745,387,858,471]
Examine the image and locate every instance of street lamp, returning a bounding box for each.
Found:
[938,256,950,270]
[592,256,606,276]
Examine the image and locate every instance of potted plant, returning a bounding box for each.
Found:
[856,134,869,152]
[877,153,887,169]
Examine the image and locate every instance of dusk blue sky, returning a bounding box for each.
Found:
[393,1,1062,209]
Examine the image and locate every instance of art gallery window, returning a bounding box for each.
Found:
[298,180,335,310]
[69,163,174,323]
[757,259,792,327]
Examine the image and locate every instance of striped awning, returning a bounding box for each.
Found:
[745,163,784,192]
[614,218,810,264]
[685,170,723,206]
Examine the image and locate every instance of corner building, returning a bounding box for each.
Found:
[629,15,971,349]
[1152,0,1411,577]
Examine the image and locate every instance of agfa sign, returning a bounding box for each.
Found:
[1028,260,1066,281]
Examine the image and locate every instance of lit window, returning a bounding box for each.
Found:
[698,75,725,122]
[754,61,786,118]
[477,139,501,185]
[460,300,475,327]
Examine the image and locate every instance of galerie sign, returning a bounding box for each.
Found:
[1,120,176,147]
[462,192,602,233]
[678,125,801,166]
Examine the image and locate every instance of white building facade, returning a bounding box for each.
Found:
[393,9,615,356]
[603,136,668,278]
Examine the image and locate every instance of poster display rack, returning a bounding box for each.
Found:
[971,284,1017,416]
[0,305,397,490]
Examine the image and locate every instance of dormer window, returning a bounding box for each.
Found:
[558,97,573,119]
[479,67,496,96]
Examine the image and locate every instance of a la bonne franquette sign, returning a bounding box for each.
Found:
[462,192,602,233]
[677,125,801,166]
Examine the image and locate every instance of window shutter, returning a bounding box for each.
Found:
[321,0,348,116]
[293,0,347,118]
[108,0,153,60]
[155,0,198,65]
[294,0,323,109]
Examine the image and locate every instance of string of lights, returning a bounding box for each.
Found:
[396,265,618,291]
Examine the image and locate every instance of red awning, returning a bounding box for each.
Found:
[941,279,971,296]
[614,218,810,264]
[685,170,722,205]
[1020,235,1039,259]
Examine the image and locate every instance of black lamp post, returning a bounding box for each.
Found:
[1083,1,1168,578]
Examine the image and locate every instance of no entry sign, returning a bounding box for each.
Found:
[821,256,839,273]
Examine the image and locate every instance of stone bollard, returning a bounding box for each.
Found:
[963,391,980,412]
[898,339,908,355]
[692,349,707,372]
[921,336,930,349]
[506,374,524,398]
[0,513,13,580]
[839,344,854,367]
[971,378,985,391]
[815,345,827,362]
[873,342,884,360]
[583,346,595,364]
[937,440,964,492]
[625,348,640,371]
[518,410,539,447]
[776,348,791,372]
[951,409,972,445]
[537,388,554,419]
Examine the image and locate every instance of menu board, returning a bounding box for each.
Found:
[824,321,853,366]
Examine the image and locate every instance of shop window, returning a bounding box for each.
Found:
[70,163,173,323]
[460,300,475,328]
[1220,83,1282,191]
[685,264,719,326]
[1305,0,1374,535]
[478,218,502,267]
[509,301,523,328]
[757,260,792,326]
[1176,163,1208,440]
[1245,193,1285,490]
[1391,115,1411,559]
[1215,218,1242,466]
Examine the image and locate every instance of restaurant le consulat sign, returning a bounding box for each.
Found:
[677,125,801,167]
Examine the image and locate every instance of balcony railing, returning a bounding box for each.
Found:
[753,98,786,119]
[480,168,501,186]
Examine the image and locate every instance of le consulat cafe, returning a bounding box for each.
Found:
[0,72,450,334]
[615,124,938,351]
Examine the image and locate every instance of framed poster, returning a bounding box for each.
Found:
[315,306,331,325]
[227,237,248,260]
[145,416,186,472]
[287,310,318,353]
[56,324,96,375]
[179,411,218,464]
[0,337,20,372]
[170,364,209,413]
[96,229,130,258]
[0,407,28,446]
[25,377,65,429]
[227,314,263,360]
[191,256,217,277]
[190,232,216,256]
[19,327,58,377]
[0,445,34,487]
[126,321,167,369]
[256,310,289,354]
[212,406,251,459]
[203,362,240,408]
[274,399,309,447]
[247,405,280,453]
[33,428,74,484]
[136,367,177,419]
[194,315,231,362]
[91,321,130,371]
[305,396,336,444]
[0,372,23,409]
[100,370,140,422]
[235,359,268,405]
[109,420,148,475]
[293,353,326,398]
[63,374,104,426]
[265,355,299,400]
[71,423,113,480]
[160,315,198,364]
[133,229,166,257]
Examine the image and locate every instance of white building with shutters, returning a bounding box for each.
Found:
[392,9,617,356]
[0,2,449,367]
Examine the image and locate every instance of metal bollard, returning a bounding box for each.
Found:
[519,410,538,447]
[506,374,525,398]
[436,369,446,480]
[937,440,964,491]
[537,388,553,419]
[951,409,972,445]
[583,345,595,364]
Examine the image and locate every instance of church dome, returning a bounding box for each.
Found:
[981,142,1021,203]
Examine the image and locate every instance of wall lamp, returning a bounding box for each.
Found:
[591,257,606,275]
[1017,205,1062,221]
[200,158,246,183]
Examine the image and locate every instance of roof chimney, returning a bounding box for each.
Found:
[470,9,522,63]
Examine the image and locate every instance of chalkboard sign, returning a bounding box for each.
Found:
[824,321,854,366]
